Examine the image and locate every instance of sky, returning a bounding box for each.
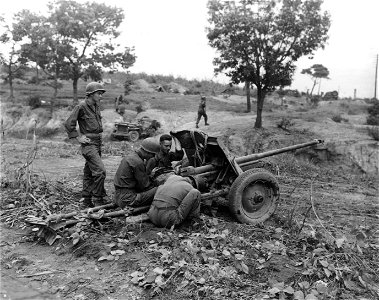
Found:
[1,0,378,98]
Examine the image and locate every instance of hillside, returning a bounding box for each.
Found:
[0,77,378,300]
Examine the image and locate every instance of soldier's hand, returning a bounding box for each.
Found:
[77,135,91,144]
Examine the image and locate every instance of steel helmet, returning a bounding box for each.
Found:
[85,82,106,96]
[141,137,160,154]
[187,175,208,192]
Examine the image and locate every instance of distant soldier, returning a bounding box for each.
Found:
[64,82,108,208]
[113,137,160,208]
[148,175,206,228]
[115,94,124,113]
[195,96,209,128]
[146,134,184,176]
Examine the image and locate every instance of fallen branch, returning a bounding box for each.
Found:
[17,270,61,278]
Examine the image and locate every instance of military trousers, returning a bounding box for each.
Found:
[148,189,201,228]
[81,143,106,200]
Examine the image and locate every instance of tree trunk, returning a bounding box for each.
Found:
[245,81,251,112]
[51,77,58,114]
[72,77,79,106]
[8,63,14,101]
[310,79,317,96]
[9,76,14,102]
[254,88,265,128]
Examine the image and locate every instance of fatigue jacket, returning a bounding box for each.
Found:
[114,152,152,192]
[152,175,193,209]
[64,99,103,139]
[146,149,184,175]
[198,101,206,114]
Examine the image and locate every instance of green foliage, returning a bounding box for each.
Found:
[207,0,331,128]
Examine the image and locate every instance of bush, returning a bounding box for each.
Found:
[27,76,40,84]
[366,101,379,125]
[331,115,342,123]
[367,115,379,126]
[28,95,42,109]
[367,126,379,141]
[277,117,295,130]
[135,104,144,114]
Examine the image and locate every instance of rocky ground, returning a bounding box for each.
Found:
[1,92,378,300]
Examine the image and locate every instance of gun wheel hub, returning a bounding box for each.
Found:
[228,168,280,224]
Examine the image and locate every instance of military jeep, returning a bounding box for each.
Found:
[110,116,160,142]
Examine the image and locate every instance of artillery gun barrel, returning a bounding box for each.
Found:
[235,139,323,165]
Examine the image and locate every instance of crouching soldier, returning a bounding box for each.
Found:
[148,175,206,228]
[113,137,160,208]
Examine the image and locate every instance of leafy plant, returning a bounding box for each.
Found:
[135,104,144,114]
[277,117,295,130]
[367,126,379,141]
[331,114,342,123]
[366,101,379,125]
[207,0,331,127]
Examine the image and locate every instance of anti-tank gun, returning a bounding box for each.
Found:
[170,130,324,225]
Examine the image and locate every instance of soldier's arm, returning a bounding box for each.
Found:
[64,105,81,139]
[146,157,157,175]
[134,163,153,190]
[64,105,90,144]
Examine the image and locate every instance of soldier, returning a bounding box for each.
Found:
[113,137,160,208]
[146,134,184,175]
[195,96,209,128]
[148,175,206,228]
[64,82,108,207]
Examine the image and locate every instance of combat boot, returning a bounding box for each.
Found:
[92,196,111,207]
[80,197,94,208]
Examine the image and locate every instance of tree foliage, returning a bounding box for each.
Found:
[46,0,136,104]
[207,0,331,128]
[12,0,136,105]
[0,16,28,100]
[301,64,329,96]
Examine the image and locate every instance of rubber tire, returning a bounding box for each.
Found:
[129,131,140,142]
[228,168,279,224]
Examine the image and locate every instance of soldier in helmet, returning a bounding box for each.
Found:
[195,96,209,128]
[64,82,108,208]
[148,175,207,228]
[113,137,160,208]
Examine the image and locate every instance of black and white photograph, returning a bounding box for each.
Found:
[0,0,378,299]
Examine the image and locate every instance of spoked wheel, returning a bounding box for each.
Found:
[228,168,279,224]
[128,131,140,142]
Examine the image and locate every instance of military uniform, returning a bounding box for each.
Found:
[146,148,184,175]
[114,152,157,208]
[148,175,201,228]
[65,99,106,203]
[196,97,209,128]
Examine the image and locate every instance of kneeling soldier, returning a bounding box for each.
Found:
[148,175,206,228]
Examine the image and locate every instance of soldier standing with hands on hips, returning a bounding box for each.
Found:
[64,82,108,208]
